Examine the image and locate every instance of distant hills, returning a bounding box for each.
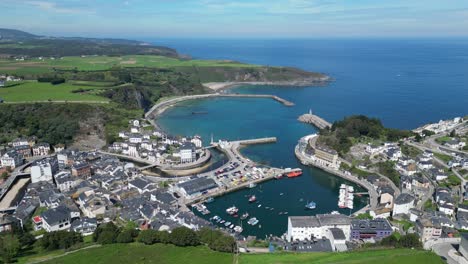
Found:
[0,28,178,57]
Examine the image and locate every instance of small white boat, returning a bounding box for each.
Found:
[258,204,262,208]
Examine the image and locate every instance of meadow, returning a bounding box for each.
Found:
[0,81,110,102]
[28,243,443,264]
[0,55,258,75]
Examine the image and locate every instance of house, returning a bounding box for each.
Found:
[445,138,466,150]
[0,214,18,232]
[128,178,154,194]
[412,175,430,189]
[1,150,23,169]
[328,228,348,252]
[32,143,51,156]
[415,217,442,241]
[71,162,91,178]
[378,186,394,208]
[460,233,468,261]
[409,208,423,222]
[393,193,415,216]
[14,145,32,158]
[54,171,80,192]
[77,191,108,218]
[30,158,59,183]
[350,219,393,241]
[366,144,384,155]
[190,136,203,148]
[428,168,448,182]
[11,138,29,148]
[0,79,5,87]
[180,142,196,163]
[71,217,97,235]
[286,214,351,242]
[40,205,72,232]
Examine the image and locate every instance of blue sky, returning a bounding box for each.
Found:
[1,0,468,38]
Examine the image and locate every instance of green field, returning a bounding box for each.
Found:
[31,243,443,264]
[0,81,110,102]
[0,55,259,75]
[240,249,443,264]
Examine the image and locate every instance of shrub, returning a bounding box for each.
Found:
[116,229,135,243]
[169,227,200,247]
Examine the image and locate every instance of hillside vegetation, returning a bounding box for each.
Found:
[0,103,142,146]
[318,115,414,154]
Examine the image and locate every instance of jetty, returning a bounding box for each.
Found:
[298,110,332,130]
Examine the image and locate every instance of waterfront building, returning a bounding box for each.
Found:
[393,193,415,216]
[350,219,393,241]
[309,142,340,169]
[180,142,196,163]
[175,177,219,199]
[286,214,351,242]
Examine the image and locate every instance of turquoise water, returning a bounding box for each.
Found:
[154,39,468,237]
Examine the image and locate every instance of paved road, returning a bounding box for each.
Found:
[432,242,459,264]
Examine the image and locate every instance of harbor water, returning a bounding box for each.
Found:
[155,38,468,237]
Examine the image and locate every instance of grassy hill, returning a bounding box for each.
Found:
[28,243,443,264]
[0,80,112,102]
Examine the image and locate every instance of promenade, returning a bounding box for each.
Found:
[294,135,378,210]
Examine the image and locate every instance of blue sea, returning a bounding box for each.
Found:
[150,38,468,237]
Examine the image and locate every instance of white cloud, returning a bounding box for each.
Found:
[26,1,95,14]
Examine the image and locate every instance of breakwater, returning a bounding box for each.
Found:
[145,93,295,131]
[298,111,332,129]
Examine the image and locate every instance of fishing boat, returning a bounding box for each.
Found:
[229,224,235,229]
[205,197,215,203]
[226,206,239,215]
[220,220,225,224]
[305,201,316,210]
[247,217,259,226]
[224,221,232,227]
[248,182,257,189]
[248,195,257,203]
[234,226,243,233]
[240,212,249,220]
[284,168,302,178]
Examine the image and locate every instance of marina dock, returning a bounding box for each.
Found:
[298,110,332,130]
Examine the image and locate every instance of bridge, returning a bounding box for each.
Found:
[298,110,332,130]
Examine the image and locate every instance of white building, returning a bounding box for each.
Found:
[31,158,58,183]
[190,136,203,148]
[1,150,23,169]
[40,206,72,232]
[393,193,415,216]
[286,214,351,242]
[180,142,196,163]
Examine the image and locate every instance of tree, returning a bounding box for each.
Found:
[40,231,83,251]
[210,235,236,253]
[398,233,422,248]
[169,227,200,247]
[116,229,135,243]
[449,129,457,137]
[197,227,222,245]
[380,234,398,247]
[137,230,158,245]
[0,234,20,263]
[18,231,36,247]
[1,171,8,180]
[93,222,120,244]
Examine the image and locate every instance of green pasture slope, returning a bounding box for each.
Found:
[0,55,258,75]
[0,81,110,102]
[36,243,443,264]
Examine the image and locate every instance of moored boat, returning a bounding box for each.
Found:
[285,168,302,178]
[240,212,249,220]
[305,201,316,210]
[248,195,257,203]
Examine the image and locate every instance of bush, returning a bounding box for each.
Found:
[40,231,83,251]
[209,235,236,253]
[0,234,20,263]
[116,229,135,243]
[169,227,200,247]
[93,222,120,244]
[137,230,159,245]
